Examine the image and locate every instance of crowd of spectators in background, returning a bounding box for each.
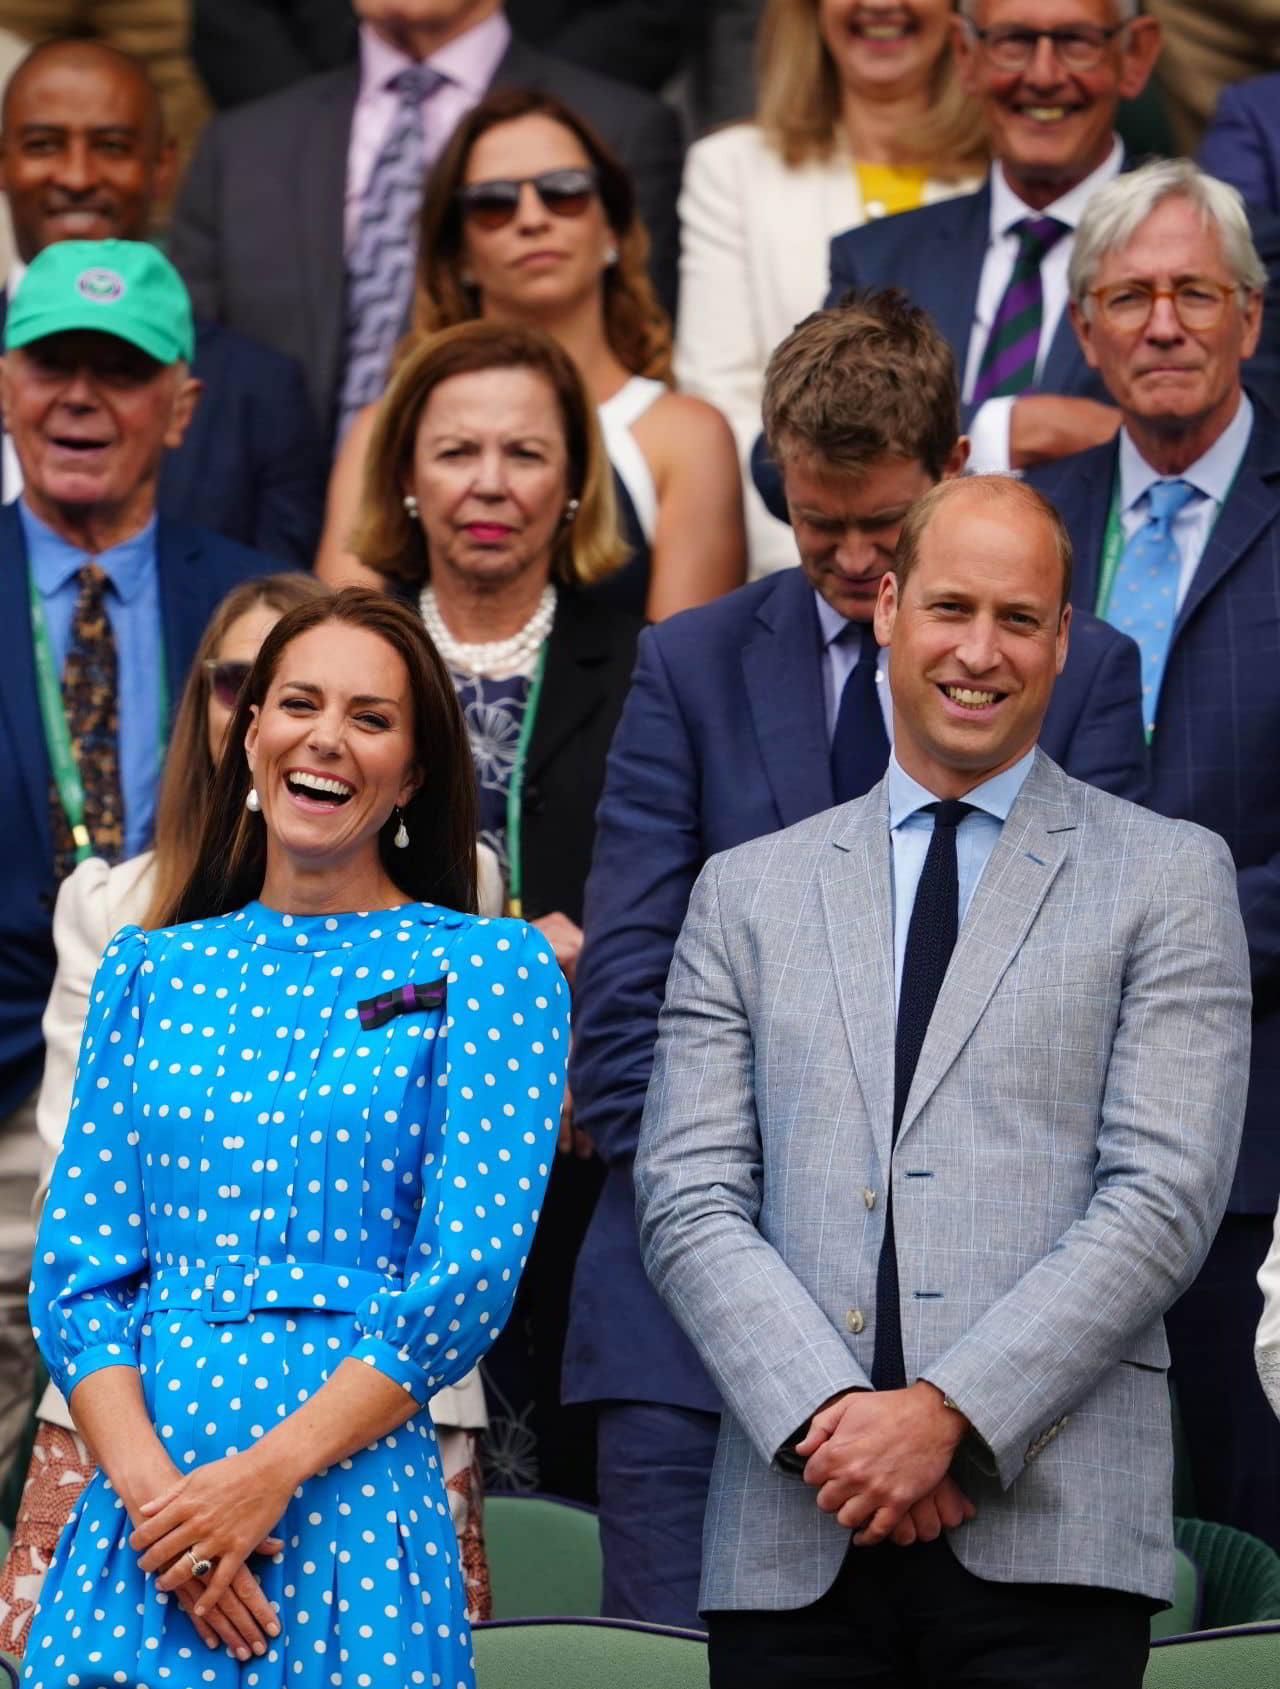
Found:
[0,0,1279,1681]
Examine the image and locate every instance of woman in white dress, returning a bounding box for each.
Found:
[317,87,746,623]
[677,0,987,575]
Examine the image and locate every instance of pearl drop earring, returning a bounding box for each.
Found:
[604,245,619,266]
[403,493,420,519]
[393,808,410,849]
[563,497,581,522]
[245,788,261,813]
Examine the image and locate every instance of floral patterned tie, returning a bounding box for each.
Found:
[50,563,123,878]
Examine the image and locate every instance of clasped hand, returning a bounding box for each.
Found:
[130,1446,296,1657]
[796,1382,976,1547]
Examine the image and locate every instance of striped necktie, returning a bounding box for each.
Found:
[51,563,123,879]
[970,216,1069,408]
[1107,478,1199,736]
[337,63,445,442]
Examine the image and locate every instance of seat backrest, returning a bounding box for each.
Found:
[473,1618,709,1689]
[484,1495,603,1620]
[1146,1622,1280,1688]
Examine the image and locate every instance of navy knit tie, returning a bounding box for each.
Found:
[871,799,973,1390]
[830,621,890,803]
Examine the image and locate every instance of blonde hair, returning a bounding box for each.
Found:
[351,321,626,591]
[754,0,987,176]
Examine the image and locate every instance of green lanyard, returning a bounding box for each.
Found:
[27,568,170,862]
[504,641,549,918]
[1095,471,1126,622]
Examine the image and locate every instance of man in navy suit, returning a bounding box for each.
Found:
[0,239,286,1467]
[1027,157,1280,1550]
[1200,73,1280,220]
[566,291,1148,1631]
[0,37,326,568]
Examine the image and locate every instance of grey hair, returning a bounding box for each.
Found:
[958,0,1138,19]
[1069,158,1267,309]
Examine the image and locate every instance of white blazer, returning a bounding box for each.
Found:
[675,122,975,577]
[33,848,505,1434]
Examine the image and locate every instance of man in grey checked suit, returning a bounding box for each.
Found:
[636,473,1252,1687]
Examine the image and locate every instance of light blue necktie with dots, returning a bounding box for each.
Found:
[336,63,445,443]
[1109,478,1199,734]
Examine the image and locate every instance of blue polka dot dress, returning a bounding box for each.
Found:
[26,900,568,1689]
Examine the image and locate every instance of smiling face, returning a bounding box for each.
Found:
[0,44,173,263]
[245,621,421,889]
[1072,194,1261,460]
[781,444,965,622]
[817,0,954,100]
[0,329,200,543]
[458,114,613,321]
[955,0,1160,207]
[405,364,569,596]
[874,486,1069,796]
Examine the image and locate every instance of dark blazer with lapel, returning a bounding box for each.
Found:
[825,173,1280,422]
[168,38,683,433]
[1029,396,1280,1214]
[519,586,643,927]
[0,298,326,569]
[0,504,288,1119]
[1200,74,1280,218]
[564,564,1148,1411]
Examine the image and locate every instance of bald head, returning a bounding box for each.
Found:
[0,38,173,262]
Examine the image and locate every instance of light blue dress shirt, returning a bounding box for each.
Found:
[20,500,164,858]
[813,589,892,739]
[887,747,1036,1002]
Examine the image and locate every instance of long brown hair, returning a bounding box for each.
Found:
[411,86,672,383]
[754,0,987,178]
[162,591,479,926]
[142,572,331,928]
[351,320,625,591]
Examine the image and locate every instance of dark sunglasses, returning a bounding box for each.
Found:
[456,167,598,231]
[204,658,253,711]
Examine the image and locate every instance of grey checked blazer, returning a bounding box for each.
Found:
[635,752,1251,1612]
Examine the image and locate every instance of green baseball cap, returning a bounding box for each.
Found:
[4,239,195,364]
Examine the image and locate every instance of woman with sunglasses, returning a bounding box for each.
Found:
[317,86,746,622]
[0,572,503,1656]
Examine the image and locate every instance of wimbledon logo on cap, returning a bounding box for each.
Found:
[76,268,127,304]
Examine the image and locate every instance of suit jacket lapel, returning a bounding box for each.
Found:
[156,521,206,712]
[1174,405,1280,641]
[524,591,615,784]
[296,66,359,429]
[1058,439,1119,615]
[741,569,833,828]
[897,753,1074,1141]
[933,182,990,376]
[0,502,54,862]
[820,788,897,1170]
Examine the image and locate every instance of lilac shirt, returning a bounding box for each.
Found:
[344,13,512,252]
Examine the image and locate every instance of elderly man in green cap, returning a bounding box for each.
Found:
[0,238,281,1472]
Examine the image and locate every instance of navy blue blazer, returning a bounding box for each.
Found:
[564,565,1148,1411]
[1200,75,1280,218]
[0,298,326,570]
[0,503,286,1120]
[1029,398,1280,1215]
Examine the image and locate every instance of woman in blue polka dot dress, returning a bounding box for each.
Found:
[25,591,569,1689]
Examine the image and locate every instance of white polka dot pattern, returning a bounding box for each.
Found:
[25,900,568,1689]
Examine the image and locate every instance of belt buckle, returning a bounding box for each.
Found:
[204,1261,254,1324]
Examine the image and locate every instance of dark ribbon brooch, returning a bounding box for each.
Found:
[357,976,447,1031]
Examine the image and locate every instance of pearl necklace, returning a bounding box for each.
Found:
[419,583,557,679]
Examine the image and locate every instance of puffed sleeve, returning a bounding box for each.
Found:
[350,920,569,1400]
[29,925,151,1402]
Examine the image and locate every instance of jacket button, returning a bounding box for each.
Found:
[863,1187,876,1210]
[845,1308,865,1334]
[524,783,545,815]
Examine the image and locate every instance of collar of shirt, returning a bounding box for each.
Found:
[1118,391,1254,516]
[887,746,1036,833]
[356,11,511,101]
[19,498,158,603]
[813,587,855,650]
[988,135,1124,242]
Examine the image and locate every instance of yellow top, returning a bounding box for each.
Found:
[854,161,930,220]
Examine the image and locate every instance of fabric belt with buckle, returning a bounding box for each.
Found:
[143,1260,401,1324]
